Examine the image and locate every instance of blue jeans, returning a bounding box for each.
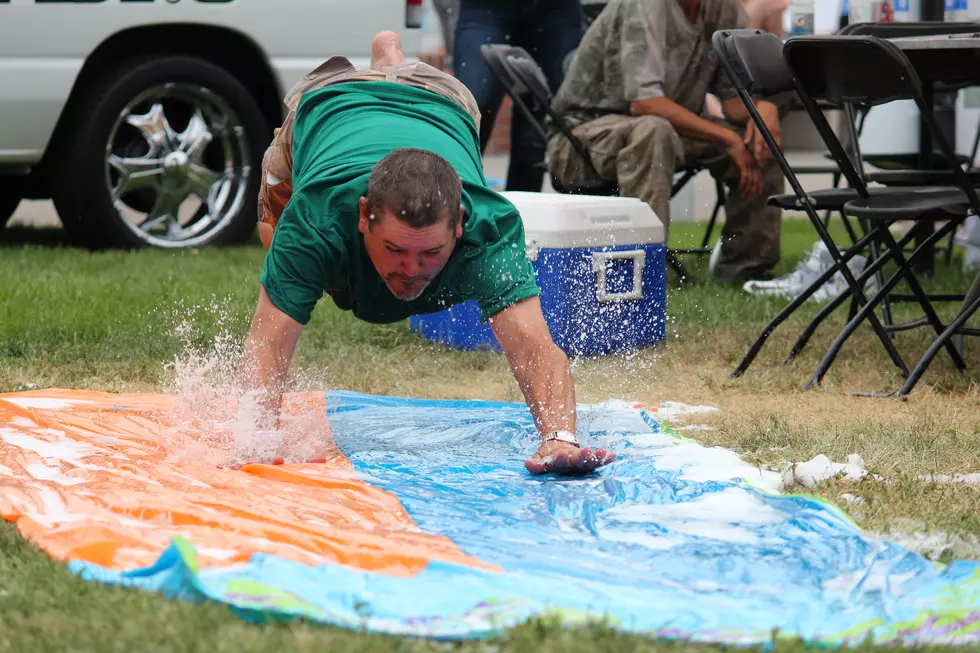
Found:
[453,0,584,192]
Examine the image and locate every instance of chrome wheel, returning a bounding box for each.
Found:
[104,83,251,248]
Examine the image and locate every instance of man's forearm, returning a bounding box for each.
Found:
[239,329,290,425]
[630,96,737,145]
[721,97,777,127]
[511,342,576,436]
[237,289,304,428]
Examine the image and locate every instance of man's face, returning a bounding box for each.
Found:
[358,197,464,301]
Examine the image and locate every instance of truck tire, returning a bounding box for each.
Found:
[0,177,22,226]
[51,54,270,249]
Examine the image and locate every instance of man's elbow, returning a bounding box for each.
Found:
[629,95,666,117]
[629,100,655,117]
[259,222,274,250]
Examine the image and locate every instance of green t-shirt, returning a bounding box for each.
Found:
[260,81,540,326]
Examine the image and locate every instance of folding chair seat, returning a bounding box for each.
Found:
[783,34,980,394]
[479,43,724,282]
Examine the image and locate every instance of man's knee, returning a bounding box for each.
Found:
[761,158,786,195]
[547,134,586,183]
[628,115,683,163]
[630,115,678,141]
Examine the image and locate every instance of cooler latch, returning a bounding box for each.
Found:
[592,250,646,302]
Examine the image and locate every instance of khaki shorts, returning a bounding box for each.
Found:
[258,56,481,230]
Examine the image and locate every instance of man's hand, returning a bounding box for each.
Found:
[525,440,616,476]
[725,132,764,198]
[490,297,615,476]
[744,101,781,166]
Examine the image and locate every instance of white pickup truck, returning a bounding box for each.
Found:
[0,0,424,249]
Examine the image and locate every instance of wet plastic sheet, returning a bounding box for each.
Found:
[3,389,980,646]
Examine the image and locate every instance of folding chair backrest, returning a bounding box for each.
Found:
[836,22,980,156]
[713,29,827,215]
[784,36,913,107]
[479,44,549,140]
[712,29,795,97]
[841,20,979,38]
[784,35,980,211]
[479,43,605,181]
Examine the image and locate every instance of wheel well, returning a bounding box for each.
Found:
[29,23,283,199]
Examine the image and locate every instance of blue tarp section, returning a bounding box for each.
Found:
[73,391,980,646]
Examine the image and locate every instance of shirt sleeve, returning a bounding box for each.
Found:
[455,212,541,322]
[708,1,753,100]
[259,192,336,326]
[621,0,670,102]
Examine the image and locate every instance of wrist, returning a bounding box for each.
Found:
[541,429,580,448]
[722,129,742,148]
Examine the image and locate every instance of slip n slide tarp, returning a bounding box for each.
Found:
[2,388,980,647]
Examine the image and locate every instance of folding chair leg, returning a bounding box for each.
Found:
[840,213,860,247]
[879,228,967,371]
[700,180,726,250]
[896,292,980,397]
[808,220,962,389]
[821,210,833,230]
[666,249,696,284]
[732,228,906,377]
[783,225,914,364]
[867,234,893,326]
[820,172,842,231]
[732,255,854,377]
[943,228,956,266]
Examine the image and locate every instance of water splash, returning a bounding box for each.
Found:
[156,301,330,468]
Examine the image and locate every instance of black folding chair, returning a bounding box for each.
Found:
[712,28,912,378]
[833,21,979,182]
[479,43,725,283]
[784,34,978,394]
[834,21,980,265]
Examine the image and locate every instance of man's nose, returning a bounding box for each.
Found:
[401,256,423,276]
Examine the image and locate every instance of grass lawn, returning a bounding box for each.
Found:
[1,217,978,652]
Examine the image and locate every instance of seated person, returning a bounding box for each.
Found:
[547,0,785,283]
[247,31,614,476]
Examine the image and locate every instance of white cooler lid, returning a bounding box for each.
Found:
[498,191,665,249]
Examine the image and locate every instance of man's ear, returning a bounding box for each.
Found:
[358,197,370,235]
[455,205,464,239]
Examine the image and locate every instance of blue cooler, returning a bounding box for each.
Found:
[410,191,667,356]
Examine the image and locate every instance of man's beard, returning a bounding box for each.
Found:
[386,275,432,301]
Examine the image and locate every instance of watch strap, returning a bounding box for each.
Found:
[543,430,580,447]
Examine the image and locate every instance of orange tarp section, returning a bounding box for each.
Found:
[0,389,496,576]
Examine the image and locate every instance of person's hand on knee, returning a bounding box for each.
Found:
[724,132,764,197]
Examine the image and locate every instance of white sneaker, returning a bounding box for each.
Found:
[742,240,833,299]
[812,254,867,302]
[957,215,980,272]
[742,240,862,303]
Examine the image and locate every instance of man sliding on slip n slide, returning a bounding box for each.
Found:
[236,31,615,476]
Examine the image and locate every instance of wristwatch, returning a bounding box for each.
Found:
[543,430,580,447]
